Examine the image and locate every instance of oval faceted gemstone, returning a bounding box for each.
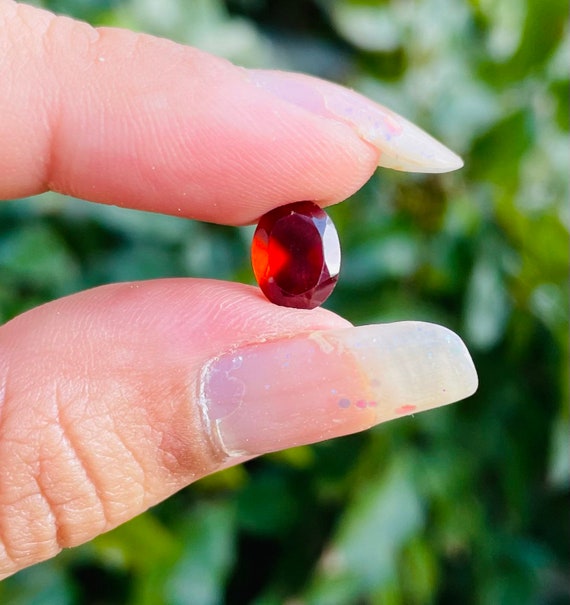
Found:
[251,201,341,309]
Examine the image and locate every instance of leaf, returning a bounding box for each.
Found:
[0,562,74,605]
[164,502,236,605]
[0,224,78,293]
[330,2,402,52]
[237,470,300,536]
[91,512,182,572]
[464,244,512,349]
[469,110,534,189]
[303,456,424,604]
[547,412,570,489]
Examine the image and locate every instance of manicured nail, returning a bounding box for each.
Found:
[248,70,463,173]
[199,322,477,456]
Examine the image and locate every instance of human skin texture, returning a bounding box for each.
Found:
[0,0,475,579]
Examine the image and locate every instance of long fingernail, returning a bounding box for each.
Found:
[248,70,463,174]
[199,322,477,456]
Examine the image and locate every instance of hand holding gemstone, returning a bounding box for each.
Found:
[247,72,464,309]
[0,0,476,580]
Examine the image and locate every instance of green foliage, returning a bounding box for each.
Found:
[1,0,568,603]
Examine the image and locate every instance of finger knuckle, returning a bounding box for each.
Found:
[0,365,110,576]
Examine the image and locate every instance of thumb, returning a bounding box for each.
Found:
[0,280,477,578]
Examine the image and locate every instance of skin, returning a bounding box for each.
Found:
[0,2,378,217]
[0,0,474,579]
[0,0,378,578]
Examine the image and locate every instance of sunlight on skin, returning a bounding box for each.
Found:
[0,0,476,579]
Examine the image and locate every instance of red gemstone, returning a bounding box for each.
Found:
[251,201,341,309]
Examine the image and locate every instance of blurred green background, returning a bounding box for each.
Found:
[1,0,568,603]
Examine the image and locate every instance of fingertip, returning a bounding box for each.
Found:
[0,2,378,221]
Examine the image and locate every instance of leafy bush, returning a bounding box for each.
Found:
[1,0,568,603]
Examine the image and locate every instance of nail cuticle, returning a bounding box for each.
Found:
[198,352,248,457]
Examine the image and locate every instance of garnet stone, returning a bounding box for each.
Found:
[251,201,341,309]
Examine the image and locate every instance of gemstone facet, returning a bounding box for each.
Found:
[251,201,341,309]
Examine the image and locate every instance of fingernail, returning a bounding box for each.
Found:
[248,70,463,174]
[199,322,477,456]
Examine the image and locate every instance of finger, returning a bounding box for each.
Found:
[0,279,477,578]
[0,2,462,225]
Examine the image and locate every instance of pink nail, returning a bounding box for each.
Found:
[198,322,477,456]
[248,70,464,174]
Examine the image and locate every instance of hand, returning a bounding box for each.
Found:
[0,0,477,579]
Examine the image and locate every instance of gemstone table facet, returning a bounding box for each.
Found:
[251,201,341,309]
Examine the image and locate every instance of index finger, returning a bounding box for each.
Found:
[0,1,462,225]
